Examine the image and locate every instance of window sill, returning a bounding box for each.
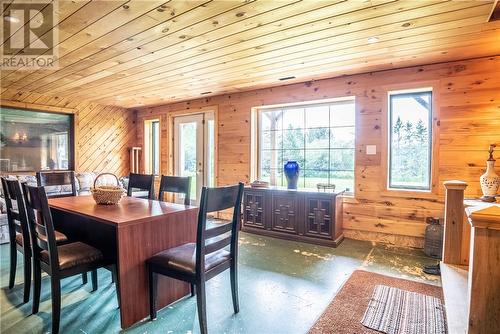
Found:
[379,189,438,200]
[342,194,356,203]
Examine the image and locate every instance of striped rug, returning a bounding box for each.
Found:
[361,285,447,334]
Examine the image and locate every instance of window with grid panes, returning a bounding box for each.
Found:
[257,99,355,192]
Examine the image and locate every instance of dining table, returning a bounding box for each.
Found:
[47,195,198,329]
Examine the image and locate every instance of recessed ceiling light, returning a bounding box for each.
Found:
[4,15,20,23]
[368,36,379,44]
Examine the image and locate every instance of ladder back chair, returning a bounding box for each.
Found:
[36,171,77,198]
[158,175,191,205]
[1,177,37,303]
[36,170,94,284]
[22,184,118,334]
[147,182,244,334]
[127,173,155,199]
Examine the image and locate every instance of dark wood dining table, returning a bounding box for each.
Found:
[47,195,198,329]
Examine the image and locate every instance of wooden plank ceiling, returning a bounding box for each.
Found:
[1,0,500,108]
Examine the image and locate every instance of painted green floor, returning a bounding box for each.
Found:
[0,233,440,334]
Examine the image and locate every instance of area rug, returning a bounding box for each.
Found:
[361,285,447,334]
[308,270,444,334]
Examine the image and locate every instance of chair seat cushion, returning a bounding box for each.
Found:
[40,242,103,270]
[148,243,230,274]
[16,230,68,245]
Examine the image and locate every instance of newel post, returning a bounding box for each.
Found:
[466,206,500,334]
[442,180,468,265]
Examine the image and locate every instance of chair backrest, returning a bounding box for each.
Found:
[195,183,244,275]
[158,175,191,205]
[1,177,31,252]
[127,173,155,199]
[22,183,60,270]
[36,171,76,198]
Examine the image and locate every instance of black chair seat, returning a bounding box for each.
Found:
[40,242,103,270]
[148,243,230,275]
[15,230,68,246]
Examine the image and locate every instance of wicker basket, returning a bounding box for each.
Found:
[91,173,125,205]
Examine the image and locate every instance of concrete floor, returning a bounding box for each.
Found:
[0,233,440,334]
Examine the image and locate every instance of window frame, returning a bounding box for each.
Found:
[388,90,433,191]
[254,98,356,193]
[381,82,440,198]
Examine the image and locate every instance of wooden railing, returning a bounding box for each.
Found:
[442,181,500,334]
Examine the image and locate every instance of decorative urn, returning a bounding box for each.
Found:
[284,160,300,189]
[480,145,499,200]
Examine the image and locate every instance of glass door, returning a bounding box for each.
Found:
[173,112,215,204]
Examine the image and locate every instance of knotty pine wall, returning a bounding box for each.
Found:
[135,56,500,248]
[0,90,136,177]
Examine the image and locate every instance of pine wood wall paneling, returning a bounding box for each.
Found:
[0,91,136,177]
[134,56,500,248]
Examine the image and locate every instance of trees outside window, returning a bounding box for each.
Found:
[258,100,355,192]
[388,90,432,190]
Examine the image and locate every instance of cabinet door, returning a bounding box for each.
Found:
[272,194,298,234]
[304,196,334,239]
[243,191,266,229]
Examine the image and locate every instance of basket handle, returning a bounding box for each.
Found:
[94,173,120,188]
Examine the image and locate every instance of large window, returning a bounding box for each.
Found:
[0,107,73,172]
[144,119,160,175]
[388,90,432,190]
[257,99,355,192]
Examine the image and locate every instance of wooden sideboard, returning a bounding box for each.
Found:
[242,187,344,247]
[441,181,500,334]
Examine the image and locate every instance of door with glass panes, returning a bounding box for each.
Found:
[173,112,215,204]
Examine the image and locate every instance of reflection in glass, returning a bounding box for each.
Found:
[0,107,72,172]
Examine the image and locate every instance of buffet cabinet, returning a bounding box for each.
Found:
[242,187,344,247]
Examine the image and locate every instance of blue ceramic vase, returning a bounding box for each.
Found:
[284,160,300,189]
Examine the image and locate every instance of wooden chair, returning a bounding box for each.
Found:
[36,171,77,198]
[147,183,244,334]
[2,177,63,303]
[36,171,93,285]
[127,173,155,199]
[1,178,91,304]
[158,175,191,205]
[22,183,119,334]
